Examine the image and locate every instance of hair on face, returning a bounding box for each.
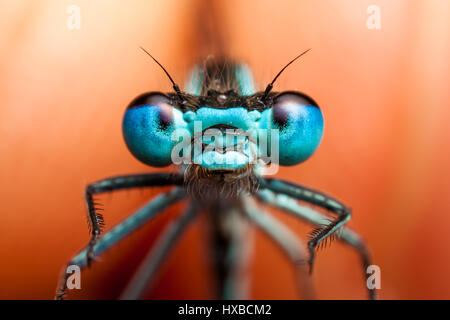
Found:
[183,164,259,201]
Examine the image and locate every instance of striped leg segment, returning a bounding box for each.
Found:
[243,197,315,299]
[119,201,199,300]
[55,187,185,299]
[256,189,376,300]
[84,173,183,267]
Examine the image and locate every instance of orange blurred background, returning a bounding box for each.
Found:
[1,0,449,299]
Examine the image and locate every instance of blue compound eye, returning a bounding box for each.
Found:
[122,92,178,167]
[271,91,324,166]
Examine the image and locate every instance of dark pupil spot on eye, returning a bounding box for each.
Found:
[157,105,173,130]
[273,106,290,128]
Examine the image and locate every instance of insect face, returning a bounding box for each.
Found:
[123,91,323,172]
[122,52,323,172]
[122,90,323,170]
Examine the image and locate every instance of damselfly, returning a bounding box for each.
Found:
[56,48,376,300]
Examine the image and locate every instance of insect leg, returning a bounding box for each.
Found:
[256,189,376,300]
[243,197,315,299]
[55,187,185,300]
[119,201,199,300]
[84,172,183,267]
[259,177,351,274]
[220,209,252,300]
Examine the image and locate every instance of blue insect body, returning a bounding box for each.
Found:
[56,51,375,300]
[122,63,324,171]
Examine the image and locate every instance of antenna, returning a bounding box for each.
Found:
[261,48,311,100]
[139,46,184,99]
